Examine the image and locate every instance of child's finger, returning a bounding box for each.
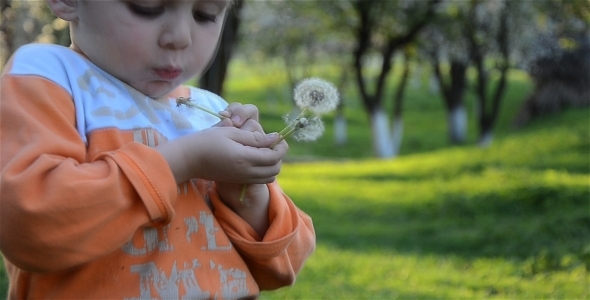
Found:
[223,102,259,127]
[218,110,232,119]
[239,119,266,134]
[228,129,279,151]
[213,118,233,128]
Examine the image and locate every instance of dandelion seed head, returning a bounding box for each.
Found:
[297,117,309,127]
[293,78,339,115]
[293,116,324,142]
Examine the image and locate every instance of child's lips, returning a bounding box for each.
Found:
[154,68,182,80]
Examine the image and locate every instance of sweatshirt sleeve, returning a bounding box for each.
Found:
[208,182,316,290]
[0,73,178,272]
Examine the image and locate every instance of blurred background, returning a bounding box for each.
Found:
[1,0,589,298]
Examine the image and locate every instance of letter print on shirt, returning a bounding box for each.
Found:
[126,261,210,300]
[184,217,199,242]
[200,211,231,251]
[122,225,174,256]
[123,210,249,298]
[212,261,249,298]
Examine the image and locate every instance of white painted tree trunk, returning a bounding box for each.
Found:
[391,116,404,158]
[429,73,439,95]
[447,105,467,144]
[370,108,394,158]
[478,130,494,148]
[334,114,348,145]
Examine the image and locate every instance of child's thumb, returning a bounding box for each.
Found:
[254,132,279,148]
[213,118,233,127]
[234,131,279,148]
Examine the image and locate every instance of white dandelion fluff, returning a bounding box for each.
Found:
[292,117,325,142]
[293,77,339,115]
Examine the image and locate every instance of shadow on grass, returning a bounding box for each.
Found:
[300,184,590,275]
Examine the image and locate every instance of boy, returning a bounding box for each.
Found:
[0,0,315,298]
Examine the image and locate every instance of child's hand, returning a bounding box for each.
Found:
[213,129,281,237]
[215,102,288,237]
[215,114,288,204]
[215,102,287,205]
[217,102,260,129]
[157,101,286,237]
[158,126,287,184]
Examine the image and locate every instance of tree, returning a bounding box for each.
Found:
[423,0,537,147]
[434,59,468,144]
[464,0,536,147]
[390,46,415,153]
[514,0,590,127]
[351,0,440,157]
[419,2,469,144]
[465,0,507,147]
[1,0,68,68]
[515,34,590,128]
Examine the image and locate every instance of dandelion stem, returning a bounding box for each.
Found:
[269,136,285,149]
[278,123,295,136]
[270,127,296,148]
[177,98,227,119]
[186,103,227,119]
[238,185,248,204]
[277,107,307,138]
[292,108,308,122]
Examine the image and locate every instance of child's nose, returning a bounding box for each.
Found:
[159,18,192,50]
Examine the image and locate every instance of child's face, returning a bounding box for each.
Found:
[70,0,230,98]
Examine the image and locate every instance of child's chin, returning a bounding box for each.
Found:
[141,83,176,99]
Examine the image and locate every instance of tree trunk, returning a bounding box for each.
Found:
[447,62,468,144]
[478,127,494,148]
[391,116,403,157]
[391,50,411,157]
[432,58,468,144]
[352,0,439,158]
[199,0,244,96]
[447,105,467,144]
[334,113,347,146]
[467,2,509,148]
[370,107,394,158]
[334,71,349,146]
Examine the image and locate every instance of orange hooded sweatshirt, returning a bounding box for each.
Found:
[0,44,315,299]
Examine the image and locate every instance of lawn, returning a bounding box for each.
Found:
[259,107,589,299]
[0,60,588,298]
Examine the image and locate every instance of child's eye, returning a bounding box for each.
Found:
[193,11,217,24]
[127,2,164,18]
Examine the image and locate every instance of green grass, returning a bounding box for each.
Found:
[1,60,588,298]
[259,107,589,299]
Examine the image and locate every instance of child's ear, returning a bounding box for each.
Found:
[46,0,78,21]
